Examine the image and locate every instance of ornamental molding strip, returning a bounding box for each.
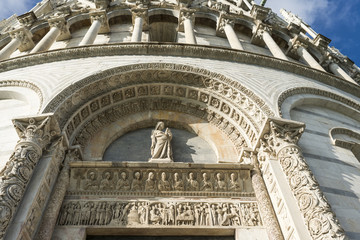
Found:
[257,118,347,240]
[0,44,359,98]
[277,87,360,117]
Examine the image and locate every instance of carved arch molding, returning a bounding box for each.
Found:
[44,63,275,160]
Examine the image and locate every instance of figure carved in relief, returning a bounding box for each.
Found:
[84,171,98,190]
[215,173,227,191]
[158,172,171,191]
[100,172,112,190]
[187,172,199,191]
[173,172,184,191]
[150,121,173,162]
[200,172,213,191]
[131,171,142,191]
[149,206,162,224]
[145,172,157,192]
[116,172,130,191]
[228,173,241,192]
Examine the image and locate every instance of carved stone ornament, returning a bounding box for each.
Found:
[131,8,149,30]
[250,4,271,21]
[68,162,254,197]
[251,23,272,47]
[149,121,173,162]
[216,14,235,37]
[8,27,35,52]
[57,199,262,228]
[17,12,37,28]
[48,17,71,41]
[257,118,346,240]
[286,37,308,60]
[0,114,60,239]
[178,9,196,32]
[89,10,110,33]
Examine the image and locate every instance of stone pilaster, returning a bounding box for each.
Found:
[34,149,80,240]
[0,114,61,239]
[258,118,346,240]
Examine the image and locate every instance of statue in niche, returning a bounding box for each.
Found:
[187,172,199,191]
[84,171,98,190]
[99,171,112,190]
[214,173,227,191]
[149,121,173,162]
[228,173,242,192]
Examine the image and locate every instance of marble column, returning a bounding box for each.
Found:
[217,17,243,50]
[0,28,34,61]
[31,17,70,54]
[253,24,288,61]
[329,62,357,84]
[292,41,325,71]
[179,10,197,44]
[131,9,148,43]
[79,11,109,46]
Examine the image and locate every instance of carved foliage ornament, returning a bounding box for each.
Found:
[0,115,60,238]
[257,119,346,240]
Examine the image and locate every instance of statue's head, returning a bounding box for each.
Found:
[155,121,165,130]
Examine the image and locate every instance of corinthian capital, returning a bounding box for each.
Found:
[9,27,35,52]
[178,9,196,32]
[131,8,149,30]
[90,10,110,33]
[48,17,71,40]
[251,23,272,47]
[216,14,235,36]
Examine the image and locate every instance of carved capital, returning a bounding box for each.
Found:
[251,23,272,47]
[313,34,331,51]
[89,11,110,33]
[8,27,35,52]
[131,8,149,30]
[17,12,37,28]
[250,4,271,21]
[216,14,235,37]
[48,17,71,41]
[286,37,309,59]
[178,9,196,32]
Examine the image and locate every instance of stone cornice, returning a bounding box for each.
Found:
[0,43,359,98]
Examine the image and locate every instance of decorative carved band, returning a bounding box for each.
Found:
[57,200,262,228]
[69,164,254,198]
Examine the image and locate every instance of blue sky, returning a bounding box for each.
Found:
[1,0,359,65]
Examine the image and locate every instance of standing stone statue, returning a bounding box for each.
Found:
[149,121,173,162]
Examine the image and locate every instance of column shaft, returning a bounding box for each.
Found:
[297,46,325,71]
[79,20,101,46]
[262,31,288,60]
[224,24,244,50]
[31,27,61,53]
[0,38,21,61]
[183,18,197,44]
[329,62,357,84]
[131,17,143,42]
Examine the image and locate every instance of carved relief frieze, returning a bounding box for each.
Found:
[57,200,262,228]
[68,165,254,197]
